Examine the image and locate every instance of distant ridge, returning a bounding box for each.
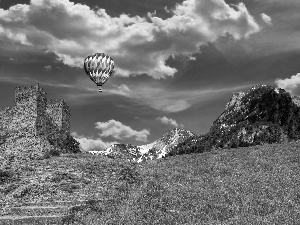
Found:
[90,84,300,162]
[94,128,196,163]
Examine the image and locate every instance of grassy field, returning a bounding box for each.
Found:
[1,141,300,224]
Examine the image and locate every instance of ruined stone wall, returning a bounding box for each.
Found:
[60,100,71,140]
[0,107,12,146]
[35,84,48,136]
[46,100,63,129]
[0,83,72,159]
[46,99,70,141]
[0,107,12,131]
[12,84,46,135]
[9,84,71,140]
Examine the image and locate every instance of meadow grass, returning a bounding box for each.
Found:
[1,141,300,224]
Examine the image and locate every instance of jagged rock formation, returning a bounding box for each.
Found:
[175,84,300,155]
[141,128,196,160]
[0,84,80,161]
[95,128,196,163]
[166,134,200,157]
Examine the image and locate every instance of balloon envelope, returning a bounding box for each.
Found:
[83,53,114,89]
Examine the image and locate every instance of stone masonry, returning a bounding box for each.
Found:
[0,84,71,160]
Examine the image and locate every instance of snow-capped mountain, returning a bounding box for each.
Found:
[137,142,155,155]
[141,128,196,160]
[95,144,143,162]
[98,128,196,163]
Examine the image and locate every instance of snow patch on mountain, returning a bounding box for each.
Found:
[146,128,196,159]
[137,142,155,154]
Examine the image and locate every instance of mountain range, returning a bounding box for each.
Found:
[92,128,195,163]
[91,84,300,162]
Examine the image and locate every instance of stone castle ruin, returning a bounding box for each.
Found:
[0,83,74,160]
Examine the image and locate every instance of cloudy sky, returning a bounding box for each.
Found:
[1,0,300,151]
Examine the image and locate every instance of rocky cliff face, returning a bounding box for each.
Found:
[175,84,300,154]
[97,128,196,163]
[211,84,300,145]
[141,128,196,161]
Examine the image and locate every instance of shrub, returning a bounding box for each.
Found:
[64,135,81,154]
[48,171,74,183]
[44,148,61,158]
[0,168,14,184]
[0,183,19,194]
[0,129,8,145]
[60,181,81,193]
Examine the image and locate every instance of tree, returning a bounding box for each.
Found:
[64,135,81,153]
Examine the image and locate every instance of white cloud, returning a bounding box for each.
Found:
[261,13,272,25]
[109,84,130,96]
[71,132,117,151]
[75,137,117,151]
[95,119,150,142]
[0,0,260,79]
[164,6,170,13]
[150,98,191,113]
[156,116,183,128]
[275,73,300,95]
[45,65,52,70]
[117,84,130,92]
[71,132,85,139]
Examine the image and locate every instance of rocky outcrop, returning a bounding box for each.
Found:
[210,84,297,146]
[141,128,196,160]
[175,84,300,154]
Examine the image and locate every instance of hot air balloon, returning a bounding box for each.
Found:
[83,53,114,92]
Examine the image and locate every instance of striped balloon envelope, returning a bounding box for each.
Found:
[83,53,114,92]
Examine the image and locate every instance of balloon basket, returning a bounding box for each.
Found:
[98,87,102,92]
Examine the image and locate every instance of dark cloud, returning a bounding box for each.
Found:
[225,0,300,55]
[0,0,30,10]
[71,0,183,19]
[165,36,300,92]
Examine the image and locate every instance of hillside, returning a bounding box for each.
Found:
[175,84,300,155]
[1,141,300,224]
